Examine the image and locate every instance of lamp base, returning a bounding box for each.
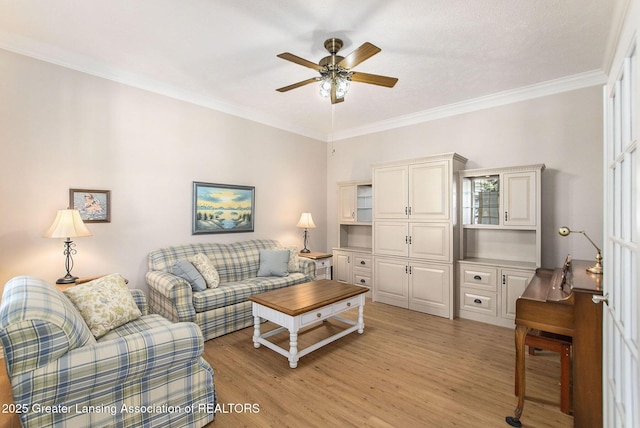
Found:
[56,274,78,284]
[300,248,311,253]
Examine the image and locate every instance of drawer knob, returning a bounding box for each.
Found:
[360,279,365,283]
[360,260,366,265]
[473,298,482,304]
[473,275,482,280]
[347,302,351,307]
[316,313,322,318]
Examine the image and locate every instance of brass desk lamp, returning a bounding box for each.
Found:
[558,226,603,275]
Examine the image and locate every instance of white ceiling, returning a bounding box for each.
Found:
[0,0,619,141]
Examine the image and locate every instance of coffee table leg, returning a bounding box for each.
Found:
[253,316,261,348]
[357,304,365,334]
[288,330,299,368]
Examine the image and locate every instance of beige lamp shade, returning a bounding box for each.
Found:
[44,209,92,238]
[296,213,316,229]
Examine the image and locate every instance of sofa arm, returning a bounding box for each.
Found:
[12,322,205,407]
[129,289,148,315]
[145,270,196,322]
[298,257,316,280]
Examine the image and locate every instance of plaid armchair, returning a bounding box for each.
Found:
[0,276,216,428]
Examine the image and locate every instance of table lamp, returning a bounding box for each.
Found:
[558,226,603,275]
[296,213,316,253]
[45,209,92,284]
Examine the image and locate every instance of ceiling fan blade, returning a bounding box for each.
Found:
[277,53,323,71]
[338,42,381,69]
[350,71,398,88]
[276,78,319,92]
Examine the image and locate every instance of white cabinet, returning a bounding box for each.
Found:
[457,164,544,327]
[339,182,372,224]
[339,185,357,223]
[458,262,533,327]
[372,153,467,319]
[373,160,450,220]
[502,171,537,227]
[374,221,450,261]
[332,249,372,295]
[333,250,352,283]
[374,257,451,318]
[500,268,533,319]
[335,180,373,295]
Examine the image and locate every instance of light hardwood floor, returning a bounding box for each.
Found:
[1,299,573,428]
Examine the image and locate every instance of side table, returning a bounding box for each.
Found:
[298,252,333,280]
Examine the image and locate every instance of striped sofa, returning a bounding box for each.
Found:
[145,239,315,341]
[0,276,216,428]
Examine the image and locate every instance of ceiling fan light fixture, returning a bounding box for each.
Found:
[336,77,350,98]
[319,77,332,97]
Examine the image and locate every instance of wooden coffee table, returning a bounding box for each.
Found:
[248,279,368,368]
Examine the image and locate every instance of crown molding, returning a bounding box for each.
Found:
[0,32,327,141]
[330,70,607,142]
[0,30,606,144]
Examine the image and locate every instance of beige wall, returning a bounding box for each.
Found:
[326,86,604,268]
[0,49,328,291]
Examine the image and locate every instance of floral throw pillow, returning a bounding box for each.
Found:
[287,246,300,273]
[64,273,142,338]
[189,253,220,288]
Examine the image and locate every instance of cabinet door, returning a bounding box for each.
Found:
[374,221,409,257]
[500,268,534,319]
[338,185,356,223]
[373,257,409,308]
[409,161,450,220]
[408,222,451,261]
[333,250,352,283]
[503,171,536,226]
[373,165,408,219]
[408,261,451,318]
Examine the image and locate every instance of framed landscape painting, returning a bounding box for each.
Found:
[192,182,255,234]
[69,188,111,223]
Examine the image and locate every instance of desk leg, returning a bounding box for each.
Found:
[507,325,529,426]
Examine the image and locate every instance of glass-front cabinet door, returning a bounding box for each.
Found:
[462,175,500,225]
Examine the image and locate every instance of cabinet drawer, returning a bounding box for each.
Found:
[353,273,371,287]
[301,306,334,326]
[354,255,372,270]
[460,289,497,316]
[459,265,498,291]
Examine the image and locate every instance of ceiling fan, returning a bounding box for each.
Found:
[276,38,398,104]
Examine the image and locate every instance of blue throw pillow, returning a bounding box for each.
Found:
[257,249,290,277]
[171,259,207,292]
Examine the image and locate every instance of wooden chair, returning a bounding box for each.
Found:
[515,329,572,414]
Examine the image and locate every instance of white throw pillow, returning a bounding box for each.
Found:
[189,253,220,288]
[64,273,142,338]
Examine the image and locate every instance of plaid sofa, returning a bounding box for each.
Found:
[146,239,315,340]
[0,276,216,428]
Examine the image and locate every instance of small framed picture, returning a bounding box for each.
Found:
[69,189,111,223]
[193,182,255,234]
